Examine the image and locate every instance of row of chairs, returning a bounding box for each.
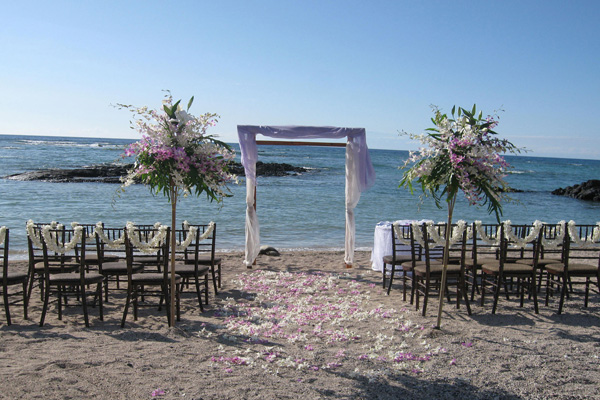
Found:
[383,221,600,316]
[1,221,221,327]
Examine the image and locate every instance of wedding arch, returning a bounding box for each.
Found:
[237,125,376,267]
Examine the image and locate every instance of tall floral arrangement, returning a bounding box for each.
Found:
[117,91,236,325]
[118,92,236,202]
[400,105,522,328]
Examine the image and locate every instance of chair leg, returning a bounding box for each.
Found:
[386,265,395,296]
[402,268,408,302]
[81,285,90,328]
[176,284,181,322]
[57,286,63,321]
[21,280,29,320]
[557,274,568,314]
[210,264,218,295]
[97,283,104,321]
[163,283,171,327]
[531,275,539,314]
[460,275,472,315]
[121,286,133,327]
[492,275,502,314]
[204,276,209,305]
[382,263,387,289]
[480,273,487,306]
[194,276,204,312]
[3,289,11,326]
[421,277,429,317]
[39,283,51,327]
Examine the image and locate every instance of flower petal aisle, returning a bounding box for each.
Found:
[205,269,447,378]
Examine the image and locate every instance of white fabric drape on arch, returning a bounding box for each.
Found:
[237,125,376,267]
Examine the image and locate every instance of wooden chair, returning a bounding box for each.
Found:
[516,222,565,291]
[464,223,502,302]
[545,223,600,314]
[26,222,79,302]
[386,223,430,304]
[1,228,29,325]
[481,224,543,314]
[39,227,104,327]
[382,223,414,294]
[173,228,210,311]
[96,227,142,302]
[181,222,221,295]
[121,226,181,327]
[413,223,471,316]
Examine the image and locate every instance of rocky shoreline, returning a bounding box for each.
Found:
[3,161,311,183]
[551,179,600,201]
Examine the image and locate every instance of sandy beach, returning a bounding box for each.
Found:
[1,250,599,400]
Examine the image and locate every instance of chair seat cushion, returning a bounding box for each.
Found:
[401,259,442,270]
[482,262,534,274]
[48,272,104,284]
[34,261,79,273]
[86,253,121,264]
[1,271,28,284]
[131,273,181,285]
[383,254,413,265]
[101,261,143,275]
[414,263,462,275]
[183,257,222,265]
[545,262,599,274]
[174,263,210,276]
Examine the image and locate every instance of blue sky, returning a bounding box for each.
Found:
[1,0,599,159]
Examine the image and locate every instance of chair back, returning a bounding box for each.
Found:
[95,226,128,267]
[124,225,170,282]
[539,223,565,262]
[72,223,99,263]
[131,224,166,267]
[1,227,8,284]
[181,222,217,265]
[471,222,502,263]
[40,227,86,280]
[564,223,600,269]
[419,223,444,275]
[498,223,543,271]
[391,223,417,263]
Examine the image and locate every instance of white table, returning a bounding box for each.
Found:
[370,220,415,271]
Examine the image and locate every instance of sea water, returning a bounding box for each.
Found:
[1,134,599,259]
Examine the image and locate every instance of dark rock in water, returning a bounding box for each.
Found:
[3,161,311,183]
[227,161,309,177]
[551,180,600,202]
[4,164,131,183]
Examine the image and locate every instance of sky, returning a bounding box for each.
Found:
[1,0,599,159]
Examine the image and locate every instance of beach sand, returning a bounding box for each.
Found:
[1,250,599,400]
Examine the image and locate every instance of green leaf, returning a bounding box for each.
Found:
[187,96,194,111]
[163,105,174,118]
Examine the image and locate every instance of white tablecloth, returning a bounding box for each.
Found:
[370,220,415,271]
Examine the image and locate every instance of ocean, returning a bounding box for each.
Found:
[1,134,599,259]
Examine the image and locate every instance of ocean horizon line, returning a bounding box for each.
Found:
[1,133,599,162]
